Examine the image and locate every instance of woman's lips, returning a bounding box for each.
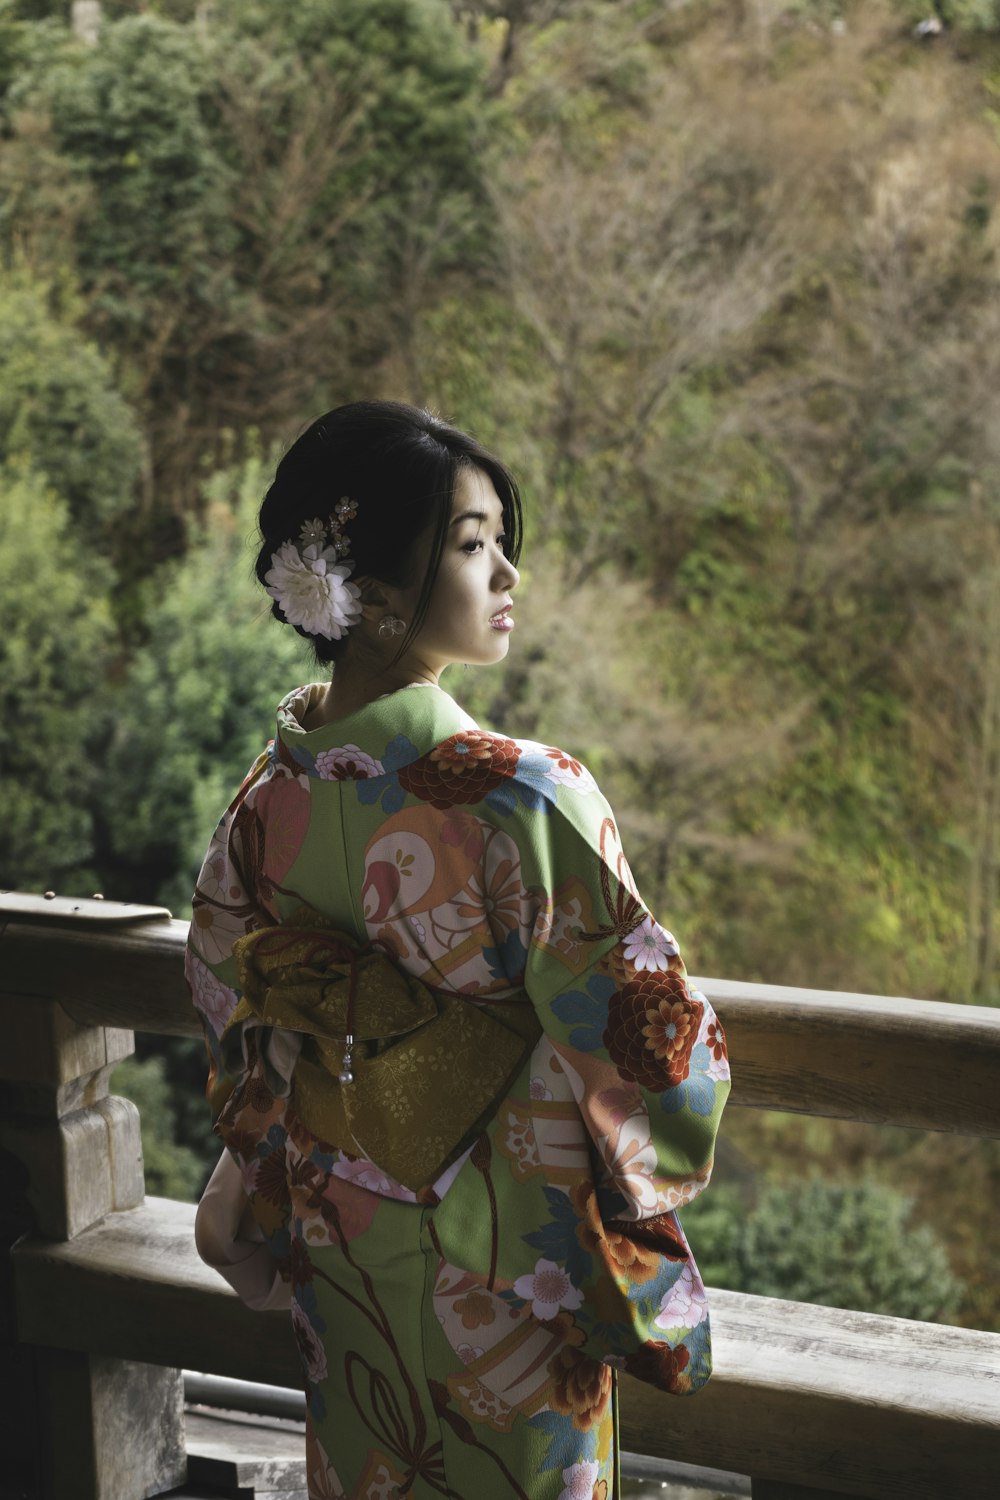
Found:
[490,606,514,631]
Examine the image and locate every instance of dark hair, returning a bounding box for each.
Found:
[254,401,523,667]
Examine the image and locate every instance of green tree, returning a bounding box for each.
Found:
[930,2,1000,32]
[0,461,114,889]
[211,0,500,404]
[1,2,501,504]
[5,15,232,341]
[97,450,312,913]
[0,272,143,535]
[109,1055,204,1201]
[682,1178,963,1322]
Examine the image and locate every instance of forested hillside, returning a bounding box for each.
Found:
[2,0,998,1330]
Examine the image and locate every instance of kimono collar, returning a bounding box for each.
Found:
[274,680,480,775]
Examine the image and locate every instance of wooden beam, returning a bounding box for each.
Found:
[1,917,199,1038]
[3,917,1000,1136]
[698,975,1000,1136]
[14,1197,300,1389]
[13,1199,1000,1500]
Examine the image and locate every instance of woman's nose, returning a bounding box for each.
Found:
[498,554,520,590]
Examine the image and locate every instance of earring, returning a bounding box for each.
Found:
[378,616,406,639]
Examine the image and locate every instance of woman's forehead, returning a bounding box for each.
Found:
[451,465,503,520]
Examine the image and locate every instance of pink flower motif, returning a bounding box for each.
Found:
[542,746,598,793]
[596,1084,643,1126]
[622,916,679,972]
[184,950,237,1038]
[456,1342,484,1365]
[512,1258,583,1320]
[440,809,485,860]
[251,772,311,884]
[291,1300,328,1384]
[315,744,384,780]
[529,1076,553,1101]
[330,1154,416,1203]
[696,1003,732,1084]
[559,1459,600,1500]
[653,1262,708,1332]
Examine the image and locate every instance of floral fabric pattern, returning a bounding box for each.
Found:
[186,680,730,1499]
[399,730,522,807]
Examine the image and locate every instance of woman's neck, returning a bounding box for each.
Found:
[302,659,443,729]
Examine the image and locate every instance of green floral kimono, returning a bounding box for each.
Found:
[185,681,731,1500]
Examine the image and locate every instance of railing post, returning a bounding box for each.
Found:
[0,896,186,1500]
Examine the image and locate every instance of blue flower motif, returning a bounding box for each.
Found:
[615,1246,688,1308]
[627,1283,664,1314]
[292,1279,320,1319]
[551,972,616,1052]
[484,753,559,817]
[355,735,421,812]
[482,927,528,985]
[526,1410,597,1473]
[589,1316,634,1350]
[659,1042,717,1116]
[382,734,422,772]
[309,1144,337,1174]
[267,1223,291,1262]
[355,772,406,813]
[290,741,319,774]
[290,1261,326,1334]
[522,1186,594,1286]
[679,1316,713,1388]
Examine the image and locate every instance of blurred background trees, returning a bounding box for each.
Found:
[2,0,997,1329]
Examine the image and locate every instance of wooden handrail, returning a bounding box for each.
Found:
[3,898,1000,1499]
[2,911,999,1135]
[13,1198,1000,1500]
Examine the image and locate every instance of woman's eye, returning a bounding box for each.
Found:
[462,533,507,554]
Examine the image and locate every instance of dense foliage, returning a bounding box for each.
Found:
[682,1177,963,1321]
[2,0,997,1328]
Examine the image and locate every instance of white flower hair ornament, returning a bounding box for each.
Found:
[263,499,363,642]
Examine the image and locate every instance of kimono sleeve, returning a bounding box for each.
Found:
[184,744,296,1284]
[503,746,731,1387]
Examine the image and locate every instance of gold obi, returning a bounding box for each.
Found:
[221,908,541,1194]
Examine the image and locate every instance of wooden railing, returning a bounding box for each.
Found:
[1,894,998,1499]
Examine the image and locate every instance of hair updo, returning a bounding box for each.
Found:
[254,401,523,666]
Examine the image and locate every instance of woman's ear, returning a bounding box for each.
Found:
[351,575,394,623]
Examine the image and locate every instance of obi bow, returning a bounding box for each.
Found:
[217,908,540,1194]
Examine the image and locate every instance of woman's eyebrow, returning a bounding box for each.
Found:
[449,508,503,527]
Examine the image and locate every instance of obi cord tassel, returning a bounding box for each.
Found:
[339,948,358,1084]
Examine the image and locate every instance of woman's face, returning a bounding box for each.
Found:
[395,465,520,675]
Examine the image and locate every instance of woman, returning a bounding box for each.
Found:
[185,401,730,1500]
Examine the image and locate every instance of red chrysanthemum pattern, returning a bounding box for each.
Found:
[705,1020,728,1062]
[548,1346,613,1432]
[398,732,521,808]
[285,1234,313,1288]
[603,971,703,1090]
[624,1340,691,1394]
[239,1067,276,1117]
[254,1149,291,1208]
